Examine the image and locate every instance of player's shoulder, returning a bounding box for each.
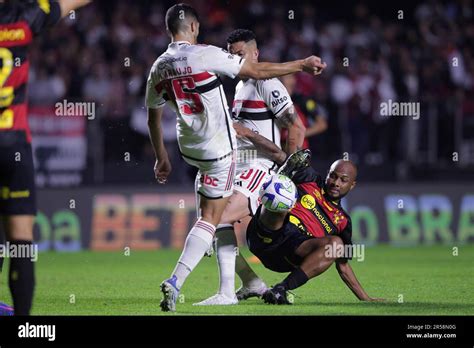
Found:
[150,51,170,70]
[256,77,287,95]
[256,77,283,88]
[191,43,225,55]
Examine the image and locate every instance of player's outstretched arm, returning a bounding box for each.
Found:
[233,123,287,166]
[238,56,327,80]
[58,0,91,18]
[336,260,385,302]
[148,108,172,184]
[275,106,306,154]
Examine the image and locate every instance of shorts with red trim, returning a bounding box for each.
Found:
[184,151,236,200]
[234,165,274,215]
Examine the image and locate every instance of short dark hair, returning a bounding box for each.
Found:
[226,29,257,45]
[165,3,199,35]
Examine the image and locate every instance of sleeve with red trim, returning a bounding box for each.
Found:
[145,69,166,109]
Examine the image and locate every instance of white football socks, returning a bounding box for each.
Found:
[171,219,215,290]
[215,224,237,298]
[236,250,263,289]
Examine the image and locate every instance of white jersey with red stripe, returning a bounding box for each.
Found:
[232,77,293,173]
[146,41,245,161]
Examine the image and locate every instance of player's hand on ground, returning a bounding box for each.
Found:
[233,122,252,138]
[302,56,327,75]
[154,158,172,184]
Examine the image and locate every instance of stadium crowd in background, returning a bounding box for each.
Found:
[26,0,474,184]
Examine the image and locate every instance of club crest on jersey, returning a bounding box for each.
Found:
[334,211,345,225]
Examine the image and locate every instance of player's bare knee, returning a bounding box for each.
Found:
[5,216,34,241]
[7,228,34,241]
[329,235,343,247]
[324,236,344,259]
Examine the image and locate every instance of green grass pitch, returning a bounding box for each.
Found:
[1,245,473,315]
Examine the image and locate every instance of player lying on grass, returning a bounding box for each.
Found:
[234,127,384,304]
[194,29,307,306]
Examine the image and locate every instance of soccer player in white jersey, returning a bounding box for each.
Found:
[194,29,309,305]
[146,3,327,312]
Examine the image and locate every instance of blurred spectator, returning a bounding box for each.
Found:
[27,0,474,184]
[280,74,328,150]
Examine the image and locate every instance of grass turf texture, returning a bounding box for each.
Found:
[1,245,473,315]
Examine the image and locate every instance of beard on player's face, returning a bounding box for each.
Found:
[324,175,355,201]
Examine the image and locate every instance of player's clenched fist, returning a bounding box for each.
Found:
[154,158,172,184]
[303,56,327,75]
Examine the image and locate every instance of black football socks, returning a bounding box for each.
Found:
[278,267,309,291]
[9,241,35,315]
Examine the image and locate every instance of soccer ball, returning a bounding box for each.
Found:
[259,174,298,212]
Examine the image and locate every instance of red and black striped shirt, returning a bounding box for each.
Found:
[0,0,61,143]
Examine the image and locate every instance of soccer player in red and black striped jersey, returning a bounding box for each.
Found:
[0,0,90,315]
[234,125,384,304]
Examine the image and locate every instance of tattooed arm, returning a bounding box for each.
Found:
[233,123,287,166]
[275,105,306,154]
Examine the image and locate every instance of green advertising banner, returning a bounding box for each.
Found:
[34,185,474,251]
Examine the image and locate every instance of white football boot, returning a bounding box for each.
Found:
[193,293,238,306]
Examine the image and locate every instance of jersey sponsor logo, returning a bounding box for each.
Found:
[314,208,332,234]
[0,22,32,46]
[201,174,219,187]
[271,90,280,98]
[271,93,288,108]
[296,194,332,234]
[300,194,316,210]
[157,57,192,79]
[0,28,26,42]
[289,215,311,236]
[298,193,332,234]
